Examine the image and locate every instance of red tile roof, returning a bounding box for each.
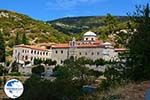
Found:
[15,45,49,51]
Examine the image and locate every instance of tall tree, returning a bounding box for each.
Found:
[0,30,5,62]
[127,4,150,81]
[15,32,21,45]
[22,33,28,45]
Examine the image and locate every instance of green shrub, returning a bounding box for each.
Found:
[8,72,21,76]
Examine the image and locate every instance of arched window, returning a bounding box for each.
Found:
[25,56,28,60]
[31,50,33,54]
[97,52,99,55]
[79,52,81,55]
[91,52,94,55]
[85,52,87,55]
[31,57,33,61]
[34,51,36,54]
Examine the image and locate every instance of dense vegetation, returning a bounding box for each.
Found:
[0,10,70,61]
[99,4,150,90]
[0,3,150,100]
[48,16,129,35]
[0,10,133,61]
[48,14,135,48]
[20,57,103,100]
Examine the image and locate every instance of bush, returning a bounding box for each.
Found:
[8,72,21,76]
[0,65,4,76]
[32,65,45,75]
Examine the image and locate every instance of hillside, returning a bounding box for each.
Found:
[0,10,70,61]
[48,16,129,34]
[0,10,131,61]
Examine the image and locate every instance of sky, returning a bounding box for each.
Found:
[0,0,149,21]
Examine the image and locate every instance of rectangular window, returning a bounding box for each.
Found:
[61,60,63,64]
[31,50,33,54]
[56,50,58,54]
[34,51,36,54]
[91,52,94,55]
[97,52,99,55]
[61,50,63,54]
[40,52,42,55]
[25,56,28,60]
[79,52,81,55]
[85,52,87,55]
[31,57,33,61]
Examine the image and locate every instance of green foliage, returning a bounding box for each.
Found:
[98,5,150,92]
[0,78,2,87]
[34,58,57,66]
[22,33,28,45]
[21,57,105,100]
[0,10,70,60]
[8,72,21,76]
[103,13,118,34]
[0,31,5,62]
[15,32,21,45]
[0,65,4,76]
[49,16,129,35]
[20,75,82,100]
[126,4,150,81]
[32,65,45,75]
[94,59,105,66]
[99,32,108,40]
[33,58,43,65]
[44,59,57,66]
[55,57,102,81]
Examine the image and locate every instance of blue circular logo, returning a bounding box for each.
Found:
[4,79,24,99]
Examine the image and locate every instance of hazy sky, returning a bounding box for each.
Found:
[0,0,149,21]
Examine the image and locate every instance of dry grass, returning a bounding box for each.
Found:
[95,81,150,100]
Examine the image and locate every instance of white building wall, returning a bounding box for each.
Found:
[13,47,52,63]
[50,47,118,65]
[76,47,103,61]
[51,48,69,65]
[83,36,96,41]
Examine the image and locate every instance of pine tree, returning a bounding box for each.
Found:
[127,4,150,81]
[0,30,5,62]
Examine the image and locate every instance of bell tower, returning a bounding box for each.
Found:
[68,37,77,58]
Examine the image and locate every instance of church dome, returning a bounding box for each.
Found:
[84,31,96,37]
